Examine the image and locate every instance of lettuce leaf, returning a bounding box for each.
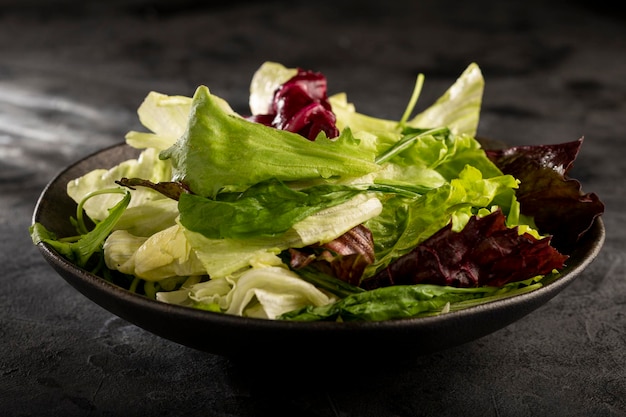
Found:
[67,148,171,222]
[407,63,484,137]
[248,61,299,115]
[103,222,207,281]
[157,266,336,319]
[362,209,567,290]
[31,191,131,268]
[183,193,382,278]
[372,132,503,192]
[280,277,545,322]
[111,198,179,237]
[485,138,605,252]
[365,165,520,275]
[124,91,193,151]
[328,62,484,139]
[178,181,381,240]
[159,86,380,198]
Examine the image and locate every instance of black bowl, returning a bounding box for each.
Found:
[32,142,605,361]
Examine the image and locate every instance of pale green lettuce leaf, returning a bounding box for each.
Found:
[124,90,236,151]
[183,228,291,279]
[329,92,400,139]
[373,163,446,191]
[125,92,193,151]
[224,266,336,319]
[426,134,501,181]
[292,194,382,245]
[156,275,233,310]
[248,61,298,115]
[103,222,206,281]
[158,266,336,319]
[371,132,502,198]
[408,63,484,137]
[328,62,484,139]
[67,147,171,222]
[112,198,179,237]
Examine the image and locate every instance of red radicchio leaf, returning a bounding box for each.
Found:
[361,209,568,290]
[288,225,375,286]
[484,138,604,253]
[247,68,339,141]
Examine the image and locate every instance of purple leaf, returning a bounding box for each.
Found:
[289,225,375,286]
[247,68,339,140]
[484,138,604,252]
[362,209,568,290]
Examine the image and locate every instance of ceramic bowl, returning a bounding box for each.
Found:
[32,143,605,361]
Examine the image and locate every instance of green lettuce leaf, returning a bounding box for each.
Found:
[366,165,519,276]
[372,131,503,195]
[280,278,543,322]
[408,63,484,137]
[178,181,377,239]
[184,193,383,278]
[328,62,484,140]
[159,86,380,198]
[30,191,131,268]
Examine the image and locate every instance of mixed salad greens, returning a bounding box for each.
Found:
[30,62,604,321]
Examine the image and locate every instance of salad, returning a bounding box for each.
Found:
[30,62,604,321]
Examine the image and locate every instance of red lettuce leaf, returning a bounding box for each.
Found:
[288,225,375,286]
[361,209,568,290]
[484,138,604,253]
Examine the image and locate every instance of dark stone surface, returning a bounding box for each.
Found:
[1,0,624,416]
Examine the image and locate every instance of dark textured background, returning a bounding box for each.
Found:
[1,1,624,416]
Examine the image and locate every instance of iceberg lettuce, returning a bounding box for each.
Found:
[157,266,337,320]
[124,91,193,151]
[67,147,171,222]
[103,222,206,281]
